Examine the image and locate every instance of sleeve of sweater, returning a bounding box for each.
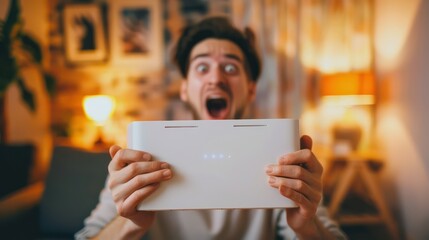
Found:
[276,204,348,240]
[75,177,118,240]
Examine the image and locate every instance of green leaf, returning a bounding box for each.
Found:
[0,0,55,111]
[21,33,43,63]
[2,0,21,41]
[0,81,11,96]
[16,76,35,112]
[43,72,56,96]
[0,76,14,94]
[0,56,18,93]
[0,20,5,41]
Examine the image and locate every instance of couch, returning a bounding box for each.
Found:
[0,146,110,239]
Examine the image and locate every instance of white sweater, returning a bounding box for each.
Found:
[75,178,347,240]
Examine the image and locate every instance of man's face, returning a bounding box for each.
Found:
[180,39,256,120]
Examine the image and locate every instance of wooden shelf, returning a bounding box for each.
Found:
[338,214,384,225]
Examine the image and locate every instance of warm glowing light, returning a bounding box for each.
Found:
[320,72,375,106]
[319,72,375,152]
[299,0,372,73]
[374,0,421,70]
[322,95,375,106]
[83,95,116,125]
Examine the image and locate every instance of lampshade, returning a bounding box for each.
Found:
[82,95,116,125]
[320,72,375,105]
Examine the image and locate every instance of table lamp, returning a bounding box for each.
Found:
[320,72,375,105]
[82,95,116,148]
[320,72,375,155]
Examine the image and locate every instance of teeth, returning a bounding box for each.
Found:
[207,96,224,99]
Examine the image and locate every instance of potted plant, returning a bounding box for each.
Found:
[0,0,55,198]
[0,0,55,143]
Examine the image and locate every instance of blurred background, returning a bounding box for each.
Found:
[0,0,428,239]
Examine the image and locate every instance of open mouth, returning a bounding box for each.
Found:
[206,97,228,119]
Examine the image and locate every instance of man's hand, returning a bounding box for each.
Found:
[107,145,173,231]
[265,135,325,236]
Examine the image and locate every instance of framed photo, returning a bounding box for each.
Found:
[110,0,163,69]
[63,4,107,63]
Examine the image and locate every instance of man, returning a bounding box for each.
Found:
[76,17,346,240]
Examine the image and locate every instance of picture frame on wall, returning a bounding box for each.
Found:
[109,0,163,70]
[63,4,107,64]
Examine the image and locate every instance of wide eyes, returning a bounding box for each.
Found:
[196,63,209,73]
[194,63,238,75]
[224,64,237,74]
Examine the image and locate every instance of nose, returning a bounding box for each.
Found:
[207,67,227,86]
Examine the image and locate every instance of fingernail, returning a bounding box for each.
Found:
[265,166,273,174]
[160,162,169,169]
[268,176,276,184]
[143,153,151,161]
[163,169,172,177]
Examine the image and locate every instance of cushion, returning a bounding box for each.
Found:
[39,146,109,237]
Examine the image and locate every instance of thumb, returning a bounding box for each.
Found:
[109,145,122,159]
[300,135,313,150]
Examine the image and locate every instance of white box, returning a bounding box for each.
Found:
[127,119,299,210]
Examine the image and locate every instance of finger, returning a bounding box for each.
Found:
[111,169,173,202]
[266,164,310,178]
[109,145,122,159]
[109,149,152,172]
[265,164,320,188]
[279,185,314,210]
[268,176,321,204]
[109,161,170,186]
[300,135,313,150]
[117,183,160,217]
[278,150,323,175]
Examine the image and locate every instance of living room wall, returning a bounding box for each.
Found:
[375,0,429,238]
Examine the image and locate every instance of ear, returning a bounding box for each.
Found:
[247,81,257,102]
[180,80,188,102]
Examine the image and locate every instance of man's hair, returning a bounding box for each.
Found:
[173,16,261,82]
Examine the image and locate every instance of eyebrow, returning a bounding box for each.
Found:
[190,53,243,63]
